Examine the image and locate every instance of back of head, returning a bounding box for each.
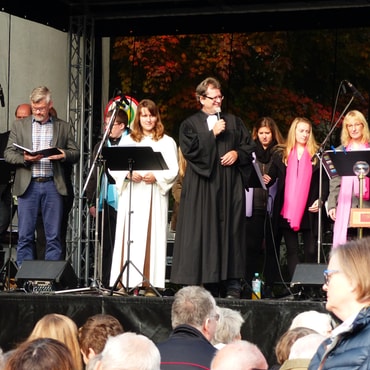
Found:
[28,313,83,370]
[289,311,333,337]
[171,285,217,329]
[288,333,325,360]
[4,337,74,370]
[211,307,244,346]
[100,332,160,370]
[275,327,318,365]
[210,340,268,370]
[79,314,124,356]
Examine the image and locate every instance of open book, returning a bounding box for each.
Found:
[13,143,62,157]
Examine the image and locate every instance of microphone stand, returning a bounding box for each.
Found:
[314,96,354,263]
[79,96,125,291]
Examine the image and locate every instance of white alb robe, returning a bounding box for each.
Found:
[109,134,178,288]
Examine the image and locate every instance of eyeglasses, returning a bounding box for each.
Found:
[32,106,48,113]
[203,95,224,101]
[347,123,363,129]
[323,269,340,285]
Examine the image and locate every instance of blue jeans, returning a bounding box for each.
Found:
[17,180,63,266]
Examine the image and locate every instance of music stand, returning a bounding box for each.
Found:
[324,149,370,177]
[102,146,169,297]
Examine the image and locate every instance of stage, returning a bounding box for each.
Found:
[0,290,328,365]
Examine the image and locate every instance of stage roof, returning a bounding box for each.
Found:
[2,0,370,37]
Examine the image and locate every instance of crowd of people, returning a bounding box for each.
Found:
[2,244,370,370]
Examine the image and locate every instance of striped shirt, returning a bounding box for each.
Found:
[31,117,54,178]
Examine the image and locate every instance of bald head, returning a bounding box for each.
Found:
[15,104,32,119]
[211,340,268,370]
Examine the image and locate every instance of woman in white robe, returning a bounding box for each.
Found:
[109,99,178,291]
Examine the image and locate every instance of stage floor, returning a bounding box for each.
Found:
[0,290,328,365]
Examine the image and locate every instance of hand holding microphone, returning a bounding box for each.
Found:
[213,107,225,136]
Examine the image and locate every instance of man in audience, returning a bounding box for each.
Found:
[97,332,160,370]
[210,340,268,370]
[157,285,218,369]
[15,104,32,119]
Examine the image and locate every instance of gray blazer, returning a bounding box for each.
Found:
[4,116,80,197]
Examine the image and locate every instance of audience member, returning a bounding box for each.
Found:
[271,327,318,369]
[171,76,256,299]
[3,337,74,370]
[210,340,268,370]
[78,313,124,365]
[98,332,160,370]
[14,104,32,119]
[289,310,334,337]
[211,307,245,349]
[327,110,370,247]
[157,285,218,369]
[85,108,130,287]
[309,237,370,369]
[110,99,178,293]
[26,313,83,370]
[264,117,329,279]
[245,116,285,296]
[4,86,80,266]
[280,333,325,370]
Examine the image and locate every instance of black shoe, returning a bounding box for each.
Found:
[225,289,240,299]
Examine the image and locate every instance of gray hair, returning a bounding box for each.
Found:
[100,332,160,370]
[30,86,52,104]
[211,307,245,346]
[171,286,217,329]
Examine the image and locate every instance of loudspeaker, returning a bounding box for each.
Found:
[15,260,78,293]
[290,263,327,300]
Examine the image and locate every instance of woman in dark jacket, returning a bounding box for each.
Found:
[244,117,284,294]
[309,237,370,370]
[265,117,329,279]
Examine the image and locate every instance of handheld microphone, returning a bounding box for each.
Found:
[344,80,366,102]
[0,84,5,107]
[215,107,221,120]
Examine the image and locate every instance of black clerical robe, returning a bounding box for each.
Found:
[171,110,255,285]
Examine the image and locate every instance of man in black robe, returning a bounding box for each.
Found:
[170,77,255,298]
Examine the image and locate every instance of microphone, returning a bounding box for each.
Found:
[344,80,366,102]
[215,107,221,120]
[0,84,4,107]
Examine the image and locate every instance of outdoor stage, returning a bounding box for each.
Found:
[0,290,328,365]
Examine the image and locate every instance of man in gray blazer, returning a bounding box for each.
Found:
[4,86,80,267]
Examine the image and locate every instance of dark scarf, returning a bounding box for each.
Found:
[254,138,278,164]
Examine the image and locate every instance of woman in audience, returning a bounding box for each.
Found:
[78,313,124,365]
[26,313,83,370]
[4,337,74,370]
[309,237,370,369]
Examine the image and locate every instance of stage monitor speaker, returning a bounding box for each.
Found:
[290,263,327,300]
[15,260,78,293]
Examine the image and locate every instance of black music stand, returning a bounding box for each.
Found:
[324,149,370,177]
[102,146,169,297]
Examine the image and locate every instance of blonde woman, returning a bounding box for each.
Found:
[264,117,329,278]
[27,313,83,370]
[327,110,370,247]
